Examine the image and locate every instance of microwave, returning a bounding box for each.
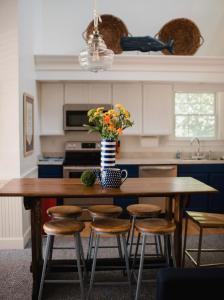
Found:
[63,104,112,131]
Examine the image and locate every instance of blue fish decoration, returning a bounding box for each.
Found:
[120,36,174,54]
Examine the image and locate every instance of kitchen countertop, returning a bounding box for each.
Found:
[37,157,64,166]
[116,158,224,165]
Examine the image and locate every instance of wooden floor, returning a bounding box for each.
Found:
[81,219,224,237]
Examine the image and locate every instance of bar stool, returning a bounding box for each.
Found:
[46,205,83,255]
[87,218,132,300]
[133,218,176,300]
[87,205,123,262]
[127,204,162,257]
[47,205,82,220]
[38,219,86,300]
[182,211,224,267]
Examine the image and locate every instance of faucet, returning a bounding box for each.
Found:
[191,137,201,158]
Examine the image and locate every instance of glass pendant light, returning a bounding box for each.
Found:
[79,1,114,72]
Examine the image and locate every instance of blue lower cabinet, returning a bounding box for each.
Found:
[178,172,209,212]
[178,164,224,213]
[114,164,139,217]
[208,173,224,212]
[38,165,63,178]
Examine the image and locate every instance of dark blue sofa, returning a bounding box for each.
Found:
[156,268,224,300]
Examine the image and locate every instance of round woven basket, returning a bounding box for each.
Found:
[155,18,204,55]
[84,14,129,54]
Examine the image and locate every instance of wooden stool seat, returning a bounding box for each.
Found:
[91,218,130,234]
[135,218,176,234]
[186,211,224,228]
[127,204,161,217]
[43,219,84,236]
[88,205,122,218]
[47,205,82,219]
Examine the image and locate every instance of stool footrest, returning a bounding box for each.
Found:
[45,279,81,284]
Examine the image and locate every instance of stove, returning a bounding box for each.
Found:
[63,141,101,178]
[63,141,113,219]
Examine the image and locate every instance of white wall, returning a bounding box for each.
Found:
[0,0,40,249]
[18,0,40,177]
[0,0,20,180]
[36,0,224,56]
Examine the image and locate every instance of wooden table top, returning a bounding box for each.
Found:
[0,177,217,198]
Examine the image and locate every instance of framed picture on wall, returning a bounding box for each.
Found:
[23,93,34,156]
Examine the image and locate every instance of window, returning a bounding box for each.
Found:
[174,93,216,138]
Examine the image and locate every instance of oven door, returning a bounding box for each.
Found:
[63,166,113,220]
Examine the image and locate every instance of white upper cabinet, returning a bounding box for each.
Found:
[143,84,173,136]
[112,83,142,135]
[89,83,111,104]
[40,83,64,135]
[65,83,89,104]
[64,82,112,104]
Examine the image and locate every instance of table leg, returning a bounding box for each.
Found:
[165,196,173,220]
[173,195,187,267]
[24,197,43,300]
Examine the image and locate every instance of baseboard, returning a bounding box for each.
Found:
[0,226,31,250]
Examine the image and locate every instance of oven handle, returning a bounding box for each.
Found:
[139,166,176,171]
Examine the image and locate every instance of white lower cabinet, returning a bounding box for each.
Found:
[112,83,142,135]
[143,84,173,136]
[40,83,64,135]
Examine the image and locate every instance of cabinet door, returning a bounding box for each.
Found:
[143,84,173,135]
[179,172,209,212]
[89,83,111,104]
[112,83,142,135]
[208,173,224,212]
[64,83,89,104]
[40,83,64,135]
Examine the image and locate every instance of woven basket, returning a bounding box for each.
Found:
[155,18,204,55]
[83,14,129,54]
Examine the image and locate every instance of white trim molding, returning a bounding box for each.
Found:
[35,54,224,83]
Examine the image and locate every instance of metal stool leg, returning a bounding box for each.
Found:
[126,216,132,245]
[87,234,100,300]
[117,235,123,263]
[197,227,203,267]
[87,228,93,261]
[48,235,55,263]
[157,235,163,256]
[129,216,136,257]
[171,234,177,267]
[38,235,53,300]
[78,233,87,279]
[135,234,147,300]
[131,232,141,274]
[121,233,132,297]
[182,215,189,267]
[164,234,172,267]
[74,233,85,300]
[154,234,159,256]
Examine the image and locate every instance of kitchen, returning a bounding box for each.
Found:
[0,1,224,300]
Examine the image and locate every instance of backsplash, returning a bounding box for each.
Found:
[40,133,224,160]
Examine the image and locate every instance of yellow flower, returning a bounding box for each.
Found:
[115,103,124,110]
[94,111,99,117]
[125,111,130,118]
[96,107,104,112]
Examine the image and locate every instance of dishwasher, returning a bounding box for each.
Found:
[139,165,177,212]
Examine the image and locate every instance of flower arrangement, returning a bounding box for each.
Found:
[85,104,134,140]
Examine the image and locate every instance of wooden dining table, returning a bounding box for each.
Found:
[0,177,217,299]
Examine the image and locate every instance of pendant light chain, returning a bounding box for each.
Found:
[79,0,114,72]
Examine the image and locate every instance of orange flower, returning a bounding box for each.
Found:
[117,128,122,134]
[109,124,115,131]
[104,115,110,124]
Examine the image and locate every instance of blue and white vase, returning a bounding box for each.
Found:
[101,139,116,169]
